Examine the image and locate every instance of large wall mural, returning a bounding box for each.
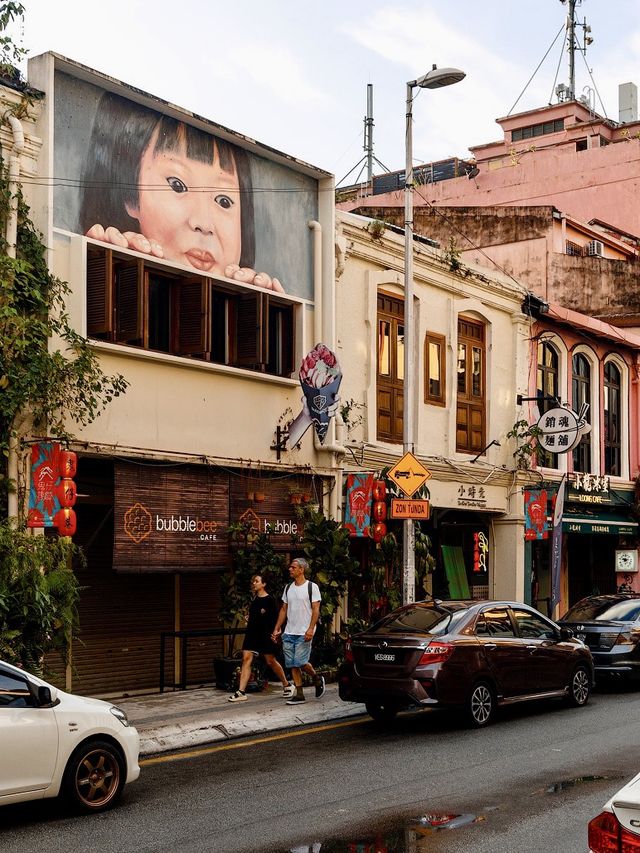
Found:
[53,72,318,301]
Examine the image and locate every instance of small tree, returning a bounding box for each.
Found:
[0,2,127,674]
[0,522,81,673]
[296,507,359,636]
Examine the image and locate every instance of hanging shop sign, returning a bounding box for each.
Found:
[387,452,432,499]
[524,489,549,540]
[344,474,374,537]
[536,403,590,455]
[287,343,343,446]
[457,484,488,509]
[114,462,229,572]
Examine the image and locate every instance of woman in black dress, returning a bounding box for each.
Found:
[228,574,294,702]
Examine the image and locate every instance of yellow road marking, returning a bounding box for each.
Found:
[140,716,367,766]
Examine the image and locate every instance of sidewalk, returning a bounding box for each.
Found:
[117,682,365,757]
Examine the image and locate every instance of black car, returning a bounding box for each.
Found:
[338,599,593,727]
[559,594,640,681]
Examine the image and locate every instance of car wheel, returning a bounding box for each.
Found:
[466,680,495,728]
[62,739,125,813]
[568,664,591,707]
[365,700,399,723]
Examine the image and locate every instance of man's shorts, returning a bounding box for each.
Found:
[282,634,312,668]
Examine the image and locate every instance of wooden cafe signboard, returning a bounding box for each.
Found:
[113,463,311,571]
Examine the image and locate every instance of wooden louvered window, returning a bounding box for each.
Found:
[456,316,486,454]
[85,246,294,377]
[376,292,404,444]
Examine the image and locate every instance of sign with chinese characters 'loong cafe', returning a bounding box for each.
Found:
[568,472,611,503]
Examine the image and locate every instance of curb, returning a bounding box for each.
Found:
[138,701,365,757]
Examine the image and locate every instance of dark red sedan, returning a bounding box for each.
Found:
[338,599,593,726]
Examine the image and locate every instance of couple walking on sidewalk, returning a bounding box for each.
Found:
[228,558,326,705]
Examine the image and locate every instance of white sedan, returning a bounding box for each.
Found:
[0,659,140,813]
[589,771,640,851]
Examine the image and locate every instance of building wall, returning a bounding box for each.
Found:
[336,211,530,601]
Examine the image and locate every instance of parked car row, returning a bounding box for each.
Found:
[338,598,593,726]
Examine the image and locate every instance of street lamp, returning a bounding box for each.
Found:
[402,65,465,606]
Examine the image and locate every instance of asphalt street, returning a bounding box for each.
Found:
[2,685,640,852]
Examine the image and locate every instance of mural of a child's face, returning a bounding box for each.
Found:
[126,127,242,276]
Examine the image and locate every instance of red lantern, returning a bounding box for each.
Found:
[372,521,387,543]
[372,480,386,502]
[373,502,387,521]
[59,450,77,478]
[55,507,77,537]
[57,477,77,507]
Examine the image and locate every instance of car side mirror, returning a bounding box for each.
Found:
[37,685,53,706]
[559,626,574,641]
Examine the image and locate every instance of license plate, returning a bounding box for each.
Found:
[374,653,396,662]
[577,633,586,642]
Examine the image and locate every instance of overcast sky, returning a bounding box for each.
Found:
[17,0,640,181]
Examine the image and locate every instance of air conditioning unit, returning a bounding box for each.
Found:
[587,239,604,257]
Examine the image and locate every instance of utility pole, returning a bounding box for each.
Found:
[364,84,374,184]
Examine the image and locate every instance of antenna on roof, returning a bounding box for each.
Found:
[557,0,593,101]
[335,84,391,191]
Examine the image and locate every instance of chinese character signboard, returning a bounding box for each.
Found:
[536,404,590,454]
[550,476,566,615]
[457,484,487,508]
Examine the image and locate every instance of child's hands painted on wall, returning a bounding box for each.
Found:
[86,224,164,258]
[224,264,285,293]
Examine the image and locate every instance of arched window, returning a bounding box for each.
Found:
[572,353,591,472]
[604,361,621,476]
[536,341,559,469]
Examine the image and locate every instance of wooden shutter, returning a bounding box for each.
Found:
[456,317,486,453]
[115,261,143,345]
[177,278,209,357]
[86,249,113,336]
[235,293,265,370]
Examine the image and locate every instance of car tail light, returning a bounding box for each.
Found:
[588,810,640,852]
[616,629,640,646]
[419,642,454,665]
[344,640,354,664]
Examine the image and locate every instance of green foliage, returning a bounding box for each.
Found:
[0,521,80,673]
[0,2,26,81]
[220,523,287,656]
[0,190,129,511]
[506,418,543,470]
[297,506,359,633]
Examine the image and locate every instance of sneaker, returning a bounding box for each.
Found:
[315,675,326,699]
[228,690,247,702]
[286,694,306,705]
[282,682,295,698]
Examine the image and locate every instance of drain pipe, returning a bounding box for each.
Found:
[309,220,323,346]
[4,113,25,520]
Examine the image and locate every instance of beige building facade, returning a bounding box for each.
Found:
[336,211,531,605]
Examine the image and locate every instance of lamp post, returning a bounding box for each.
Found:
[402,65,465,606]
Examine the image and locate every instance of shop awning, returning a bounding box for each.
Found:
[562,511,638,536]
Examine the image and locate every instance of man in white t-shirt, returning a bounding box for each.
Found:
[272,557,325,704]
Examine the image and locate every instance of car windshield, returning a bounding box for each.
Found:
[562,597,640,623]
[367,603,465,635]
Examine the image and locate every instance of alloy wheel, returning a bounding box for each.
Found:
[571,666,590,706]
[469,682,493,726]
[70,745,122,809]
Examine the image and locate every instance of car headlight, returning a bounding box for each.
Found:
[109,706,130,727]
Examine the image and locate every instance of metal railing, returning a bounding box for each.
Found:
[159,628,246,693]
